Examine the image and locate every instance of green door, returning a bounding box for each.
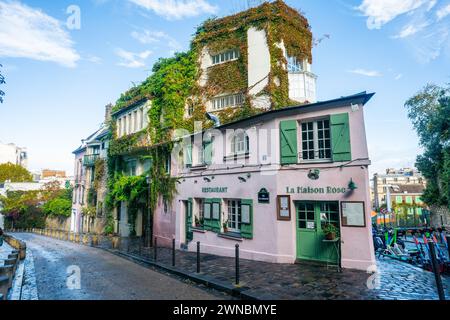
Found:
[296,201,340,264]
[186,199,193,243]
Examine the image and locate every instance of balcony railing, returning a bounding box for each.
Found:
[83,154,99,167]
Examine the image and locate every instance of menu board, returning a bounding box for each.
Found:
[277,195,291,221]
[341,202,366,227]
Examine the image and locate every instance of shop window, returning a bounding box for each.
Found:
[319,202,339,229]
[297,202,315,229]
[195,198,204,227]
[300,119,331,161]
[231,131,249,155]
[227,199,242,232]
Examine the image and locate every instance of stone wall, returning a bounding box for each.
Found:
[430,205,450,228]
[45,216,71,231]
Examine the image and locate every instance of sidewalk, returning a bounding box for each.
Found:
[104,239,450,300]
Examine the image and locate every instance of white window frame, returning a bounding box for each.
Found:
[211,49,240,66]
[300,119,332,162]
[227,199,242,232]
[212,93,244,111]
[231,131,249,155]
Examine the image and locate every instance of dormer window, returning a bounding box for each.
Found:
[212,93,244,111]
[211,49,240,65]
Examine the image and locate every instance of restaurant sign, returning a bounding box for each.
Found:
[202,187,228,193]
[286,186,347,194]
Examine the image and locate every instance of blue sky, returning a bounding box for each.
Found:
[0,0,449,176]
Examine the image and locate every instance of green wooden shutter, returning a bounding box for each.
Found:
[396,196,403,204]
[211,198,222,233]
[203,199,213,231]
[186,198,193,242]
[240,199,253,239]
[204,140,212,165]
[330,113,351,162]
[280,120,298,165]
[185,143,192,167]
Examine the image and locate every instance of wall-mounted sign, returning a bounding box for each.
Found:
[306,221,316,229]
[202,187,228,193]
[341,201,366,227]
[277,195,291,221]
[285,186,347,195]
[258,188,270,203]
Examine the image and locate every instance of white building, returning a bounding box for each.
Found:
[0,141,28,167]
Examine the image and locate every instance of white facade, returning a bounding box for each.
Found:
[200,28,317,114]
[0,142,28,168]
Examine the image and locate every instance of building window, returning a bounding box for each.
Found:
[231,131,249,155]
[227,199,242,232]
[195,198,204,227]
[287,55,303,73]
[211,49,240,65]
[300,119,331,161]
[211,93,244,111]
[125,160,137,176]
[165,154,171,175]
[117,118,122,137]
[134,110,138,132]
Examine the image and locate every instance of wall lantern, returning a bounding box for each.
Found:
[308,169,320,180]
[348,179,358,191]
[203,177,212,183]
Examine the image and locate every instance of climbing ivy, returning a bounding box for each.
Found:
[105,0,313,233]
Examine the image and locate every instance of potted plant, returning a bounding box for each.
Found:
[223,220,229,233]
[323,223,338,240]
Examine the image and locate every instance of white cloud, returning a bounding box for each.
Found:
[436,4,450,21]
[392,22,429,38]
[131,29,182,51]
[0,1,80,67]
[357,0,431,29]
[347,69,382,77]
[129,0,217,20]
[115,48,152,68]
[395,73,403,80]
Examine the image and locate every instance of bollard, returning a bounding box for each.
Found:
[197,242,201,274]
[172,238,176,267]
[235,244,240,286]
[428,242,446,300]
[154,238,158,262]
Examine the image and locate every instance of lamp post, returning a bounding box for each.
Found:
[145,175,152,248]
[384,184,399,227]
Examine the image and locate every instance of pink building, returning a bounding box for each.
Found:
[153,92,376,271]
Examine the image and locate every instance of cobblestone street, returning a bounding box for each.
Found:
[11,233,229,300]
[109,237,450,300]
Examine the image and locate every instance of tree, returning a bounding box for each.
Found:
[0,64,5,103]
[0,162,33,183]
[405,84,450,208]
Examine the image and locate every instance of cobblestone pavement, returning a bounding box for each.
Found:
[13,233,229,300]
[116,239,450,300]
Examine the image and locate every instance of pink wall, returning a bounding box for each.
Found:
[152,102,376,271]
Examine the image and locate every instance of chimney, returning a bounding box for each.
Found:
[105,104,113,122]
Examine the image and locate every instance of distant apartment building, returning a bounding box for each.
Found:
[372,168,426,210]
[71,105,111,233]
[0,141,28,167]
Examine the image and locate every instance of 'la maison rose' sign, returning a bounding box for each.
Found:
[286,186,348,194]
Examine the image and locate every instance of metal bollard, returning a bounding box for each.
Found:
[197,242,201,274]
[428,242,446,300]
[172,238,176,267]
[235,244,240,286]
[154,238,157,262]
